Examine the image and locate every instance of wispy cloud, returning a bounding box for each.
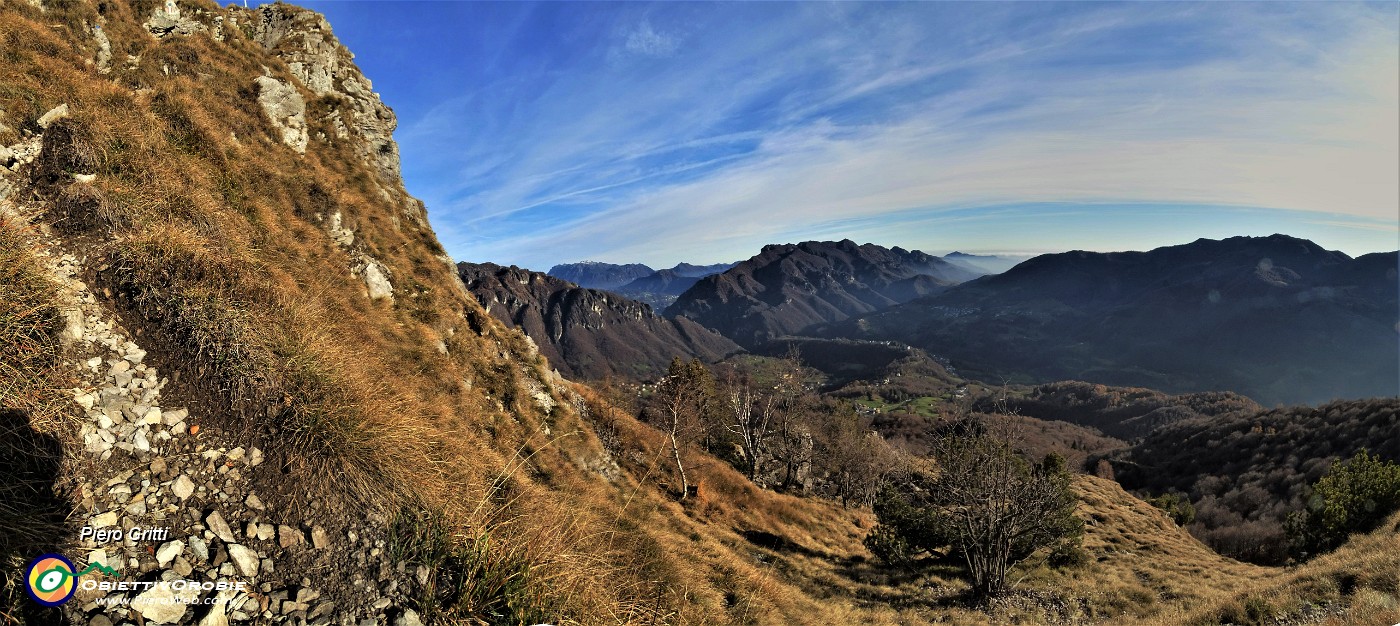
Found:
[387,2,1399,269]
[621,19,679,58]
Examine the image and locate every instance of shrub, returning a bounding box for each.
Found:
[1285,449,1400,559]
[389,508,552,626]
[1147,492,1197,526]
[865,421,1082,597]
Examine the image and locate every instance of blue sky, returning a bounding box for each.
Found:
[289,1,1399,270]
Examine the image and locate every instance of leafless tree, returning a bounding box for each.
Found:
[721,371,783,483]
[868,418,1081,598]
[926,420,1081,597]
[654,357,712,500]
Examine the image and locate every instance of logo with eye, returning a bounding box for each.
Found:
[25,554,77,606]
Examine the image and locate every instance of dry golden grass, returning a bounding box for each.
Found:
[1154,509,1400,626]
[0,210,77,624]
[1,1,859,621]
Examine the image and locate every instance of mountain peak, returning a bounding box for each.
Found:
[669,240,979,347]
[458,262,738,379]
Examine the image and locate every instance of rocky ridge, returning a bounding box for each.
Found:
[245,4,404,195]
[460,261,740,380]
[668,239,979,348]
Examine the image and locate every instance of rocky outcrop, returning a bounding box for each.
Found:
[459,262,741,380]
[354,255,394,301]
[254,76,308,154]
[142,0,206,39]
[245,5,401,185]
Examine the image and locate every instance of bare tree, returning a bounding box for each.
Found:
[721,370,782,483]
[653,357,713,500]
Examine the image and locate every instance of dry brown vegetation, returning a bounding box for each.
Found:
[1109,398,1400,565]
[2,1,1396,624]
[0,209,77,623]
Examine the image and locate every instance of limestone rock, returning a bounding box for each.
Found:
[131,581,195,624]
[254,76,308,154]
[206,510,237,543]
[143,0,205,38]
[155,540,184,567]
[36,103,68,129]
[172,475,195,500]
[198,590,237,626]
[310,526,329,549]
[327,211,354,246]
[92,24,112,73]
[361,259,393,301]
[226,544,260,577]
[247,4,402,183]
[277,525,302,548]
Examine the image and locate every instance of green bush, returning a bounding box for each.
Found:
[1285,449,1400,560]
[1147,492,1196,526]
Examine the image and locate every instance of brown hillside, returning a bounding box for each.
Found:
[1110,398,1400,565]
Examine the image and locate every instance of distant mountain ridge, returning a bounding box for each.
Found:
[459,262,739,380]
[824,234,1399,405]
[547,260,737,295]
[667,239,980,348]
[546,261,656,290]
[669,262,737,277]
[613,269,702,310]
[942,251,1029,275]
[611,261,738,310]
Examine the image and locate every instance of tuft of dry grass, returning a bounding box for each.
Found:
[0,211,77,624]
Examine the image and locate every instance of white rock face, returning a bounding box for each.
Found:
[362,260,393,301]
[327,211,354,246]
[93,24,112,73]
[142,0,205,38]
[247,5,401,183]
[254,76,308,154]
